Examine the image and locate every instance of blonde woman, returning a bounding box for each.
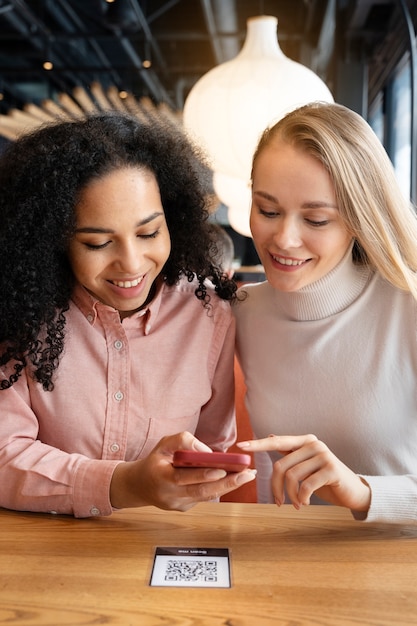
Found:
[235,101,417,523]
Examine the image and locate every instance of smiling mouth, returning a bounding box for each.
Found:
[111,276,144,288]
[272,255,309,266]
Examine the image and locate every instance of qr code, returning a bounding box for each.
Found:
[164,559,218,582]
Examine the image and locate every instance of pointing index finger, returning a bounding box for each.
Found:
[237,434,318,452]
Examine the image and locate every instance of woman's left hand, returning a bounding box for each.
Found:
[237,434,371,513]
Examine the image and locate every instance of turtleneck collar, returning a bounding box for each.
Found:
[273,244,372,321]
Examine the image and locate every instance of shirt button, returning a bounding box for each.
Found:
[90,507,101,516]
[87,314,94,324]
[110,442,120,453]
[114,340,123,350]
[114,390,124,402]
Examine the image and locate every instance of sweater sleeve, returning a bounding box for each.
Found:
[353,475,417,524]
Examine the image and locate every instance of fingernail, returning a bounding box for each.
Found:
[236,469,257,484]
[237,441,250,448]
[205,469,227,480]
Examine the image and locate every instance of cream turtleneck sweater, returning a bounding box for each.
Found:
[234,247,417,523]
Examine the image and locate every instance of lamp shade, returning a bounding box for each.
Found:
[213,171,252,236]
[183,15,334,235]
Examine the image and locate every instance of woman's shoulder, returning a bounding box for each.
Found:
[234,281,272,310]
[162,276,233,316]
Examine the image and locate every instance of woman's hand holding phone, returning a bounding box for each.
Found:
[110,431,256,512]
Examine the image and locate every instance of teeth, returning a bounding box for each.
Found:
[113,277,143,288]
[273,256,305,266]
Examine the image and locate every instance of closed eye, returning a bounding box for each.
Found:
[139,229,160,239]
[84,241,111,250]
[259,208,278,218]
[306,219,329,227]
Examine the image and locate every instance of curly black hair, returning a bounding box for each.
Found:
[0,111,237,391]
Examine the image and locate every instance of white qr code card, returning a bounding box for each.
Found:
[150,547,231,588]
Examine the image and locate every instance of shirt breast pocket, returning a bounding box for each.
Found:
[135,411,201,459]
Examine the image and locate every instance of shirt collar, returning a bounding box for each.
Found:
[71,279,165,335]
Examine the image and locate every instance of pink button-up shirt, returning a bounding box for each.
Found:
[0,279,236,517]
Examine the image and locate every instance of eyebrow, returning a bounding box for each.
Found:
[253,190,338,210]
[75,211,164,234]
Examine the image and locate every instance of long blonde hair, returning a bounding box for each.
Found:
[252,101,417,299]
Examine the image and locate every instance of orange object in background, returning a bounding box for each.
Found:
[221,357,257,503]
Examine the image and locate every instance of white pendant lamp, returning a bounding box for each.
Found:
[183,16,334,236]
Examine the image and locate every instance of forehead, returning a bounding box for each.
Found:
[253,139,328,180]
[75,167,163,223]
[79,167,158,199]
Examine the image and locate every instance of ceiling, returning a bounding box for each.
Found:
[0,0,405,124]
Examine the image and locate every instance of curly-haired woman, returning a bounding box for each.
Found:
[0,111,256,517]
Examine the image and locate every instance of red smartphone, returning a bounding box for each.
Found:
[172,450,251,472]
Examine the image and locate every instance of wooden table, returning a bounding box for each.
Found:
[1,502,417,625]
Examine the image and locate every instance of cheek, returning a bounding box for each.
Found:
[157,232,171,263]
[332,228,353,252]
[71,258,92,282]
[322,234,352,265]
[249,212,262,240]
[68,247,98,282]
[250,218,271,247]
[67,246,82,278]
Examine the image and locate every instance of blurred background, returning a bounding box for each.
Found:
[0,0,415,272]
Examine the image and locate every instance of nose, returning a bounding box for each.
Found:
[114,239,142,274]
[273,216,302,250]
